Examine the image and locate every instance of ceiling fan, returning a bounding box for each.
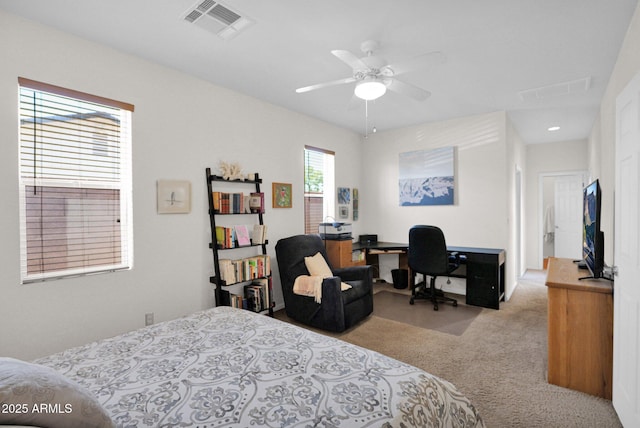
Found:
[295,40,445,102]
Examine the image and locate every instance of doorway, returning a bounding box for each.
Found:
[539,171,587,267]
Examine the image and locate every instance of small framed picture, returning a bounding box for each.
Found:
[272,182,292,208]
[339,205,349,219]
[338,187,351,204]
[157,180,191,214]
[353,188,359,221]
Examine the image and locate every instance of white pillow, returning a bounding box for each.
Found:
[304,252,333,277]
[0,357,115,428]
[303,252,352,293]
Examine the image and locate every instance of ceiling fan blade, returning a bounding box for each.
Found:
[381,51,445,76]
[331,49,369,71]
[296,76,357,94]
[386,79,431,101]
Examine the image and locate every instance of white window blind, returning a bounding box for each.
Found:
[18,78,134,283]
[304,146,335,234]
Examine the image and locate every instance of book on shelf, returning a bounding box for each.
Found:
[235,225,251,246]
[252,224,267,244]
[243,195,252,213]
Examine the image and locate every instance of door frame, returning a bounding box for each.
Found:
[537,170,588,269]
[515,165,524,278]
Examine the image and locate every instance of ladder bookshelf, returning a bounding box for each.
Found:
[205,167,273,316]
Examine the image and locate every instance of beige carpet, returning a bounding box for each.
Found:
[275,270,622,427]
[373,289,483,336]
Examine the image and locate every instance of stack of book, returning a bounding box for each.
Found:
[219,255,271,285]
[223,278,271,312]
[212,192,248,213]
[215,226,236,249]
[244,278,271,312]
[215,225,258,248]
[212,191,265,214]
[227,293,244,309]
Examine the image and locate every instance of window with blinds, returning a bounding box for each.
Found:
[304,146,335,234]
[18,78,134,283]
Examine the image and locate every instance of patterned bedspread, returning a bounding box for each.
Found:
[35,306,484,427]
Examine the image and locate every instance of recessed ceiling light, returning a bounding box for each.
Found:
[548,126,561,131]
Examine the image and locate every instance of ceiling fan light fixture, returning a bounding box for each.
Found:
[354,79,387,100]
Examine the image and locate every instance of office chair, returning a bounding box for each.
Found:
[408,225,459,311]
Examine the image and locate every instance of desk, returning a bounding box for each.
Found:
[353,241,506,309]
[545,257,613,398]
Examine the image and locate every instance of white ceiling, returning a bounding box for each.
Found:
[1,0,637,143]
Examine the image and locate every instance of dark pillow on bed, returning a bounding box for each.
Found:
[0,357,114,428]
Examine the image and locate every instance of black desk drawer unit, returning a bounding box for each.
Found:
[465,251,505,310]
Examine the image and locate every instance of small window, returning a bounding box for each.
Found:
[18,78,134,283]
[304,146,335,234]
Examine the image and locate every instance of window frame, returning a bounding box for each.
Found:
[304,145,335,234]
[18,78,134,283]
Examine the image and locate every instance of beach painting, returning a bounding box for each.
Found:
[399,147,455,206]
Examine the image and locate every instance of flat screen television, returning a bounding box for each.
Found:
[582,179,604,279]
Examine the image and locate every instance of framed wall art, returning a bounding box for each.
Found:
[352,188,359,221]
[399,146,455,206]
[337,187,351,204]
[157,179,191,214]
[272,182,292,208]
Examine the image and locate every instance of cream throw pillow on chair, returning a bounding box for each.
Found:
[293,252,352,303]
[304,252,333,278]
[304,252,352,291]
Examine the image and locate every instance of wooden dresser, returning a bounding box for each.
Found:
[545,257,613,399]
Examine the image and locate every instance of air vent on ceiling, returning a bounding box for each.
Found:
[518,77,592,102]
[183,0,253,40]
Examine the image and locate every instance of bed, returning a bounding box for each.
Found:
[2,306,484,427]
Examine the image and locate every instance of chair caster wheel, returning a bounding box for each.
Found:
[453,301,458,307]
[434,305,439,311]
[410,298,415,305]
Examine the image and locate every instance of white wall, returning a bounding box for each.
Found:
[506,117,527,281]
[360,111,520,298]
[0,11,364,360]
[524,140,588,269]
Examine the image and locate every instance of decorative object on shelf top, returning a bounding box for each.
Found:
[218,161,244,181]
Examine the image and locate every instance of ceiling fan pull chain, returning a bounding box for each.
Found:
[365,100,369,138]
